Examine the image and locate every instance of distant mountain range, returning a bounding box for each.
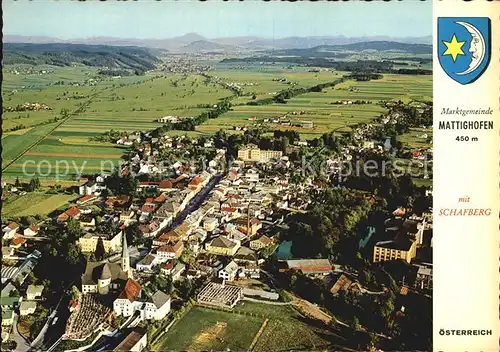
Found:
[4,33,432,52]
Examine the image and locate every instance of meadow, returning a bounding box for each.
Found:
[153,306,264,351]
[2,191,79,218]
[198,74,432,138]
[154,301,352,352]
[236,301,339,352]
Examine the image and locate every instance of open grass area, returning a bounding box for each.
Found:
[235,301,340,352]
[398,127,433,149]
[2,191,78,219]
[154,306,264,351]
[155,300,350,352]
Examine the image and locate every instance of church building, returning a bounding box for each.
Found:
[81,232,133,295]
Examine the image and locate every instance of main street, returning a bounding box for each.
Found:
[170,173,223,229]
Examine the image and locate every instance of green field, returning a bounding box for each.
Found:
[198,74,432,138]
[2,191,78,218]
[398,127,433,149]
[2,67,234,179]
[154,302,344,352]
[2,63,432,180]
[154,306,264,351]
[236,301,341,352]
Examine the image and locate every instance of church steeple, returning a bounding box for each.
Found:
[121,231,131,278]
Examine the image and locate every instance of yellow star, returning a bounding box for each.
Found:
[442,34,465,62]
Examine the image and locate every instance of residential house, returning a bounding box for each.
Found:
[171,263,186,281]
[162,201,181,218]
[2,308,14,327]
[160,262,174,275]
[120,210,136,224]
[153,226,187,247]
[136,254,156,272]
[227,169,239,182]
[1,296,20,327]
[143,290,171,320]
[79,180,98,196]
[233,247,258,264]
[188,176,203,192]
[139,221,162,238]
[2,222,19,240]
[10,236,26,249]
[158,180,174,192]
[220,207,240,220]
[113,279,143,317]
[26,285,44,300]
[79,215,96,228]
[218,261,239,281]
[155,204,174,223]
[250,235,272,251]
[203,218,218,232]
[2,247,15,259]
[23,225,39,237]
[156,241,184,260]
[105,196,131,209]
[240,264,260,279]
[57,207,81,223]
[20,301,37,316]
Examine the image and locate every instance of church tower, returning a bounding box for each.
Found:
[121,231,132,278]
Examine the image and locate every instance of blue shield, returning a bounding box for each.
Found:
[437,17,491,85]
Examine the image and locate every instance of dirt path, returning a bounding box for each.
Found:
[189,322,227,352]
[248,318,268,351]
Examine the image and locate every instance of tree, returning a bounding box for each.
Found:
[175,279,193,300]
[14,177,21,188]
[71,286,80,300]
[350,316,362,331]
[94,237,105,261]
[66,243,82,265]
[66,218,82,241]
[368,333,380,349]
[28,179,37,192]
[126,223,143,246]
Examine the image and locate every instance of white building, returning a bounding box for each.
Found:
[20,301,37,316]
[218,261,239,281]
[114,283,171,321]
[79,181,98,196]
[2,222,19,240]
[26,285,44,300]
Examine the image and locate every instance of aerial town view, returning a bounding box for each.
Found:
[1,2,433,351]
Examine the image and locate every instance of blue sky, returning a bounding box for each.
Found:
[4,1,431,39]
